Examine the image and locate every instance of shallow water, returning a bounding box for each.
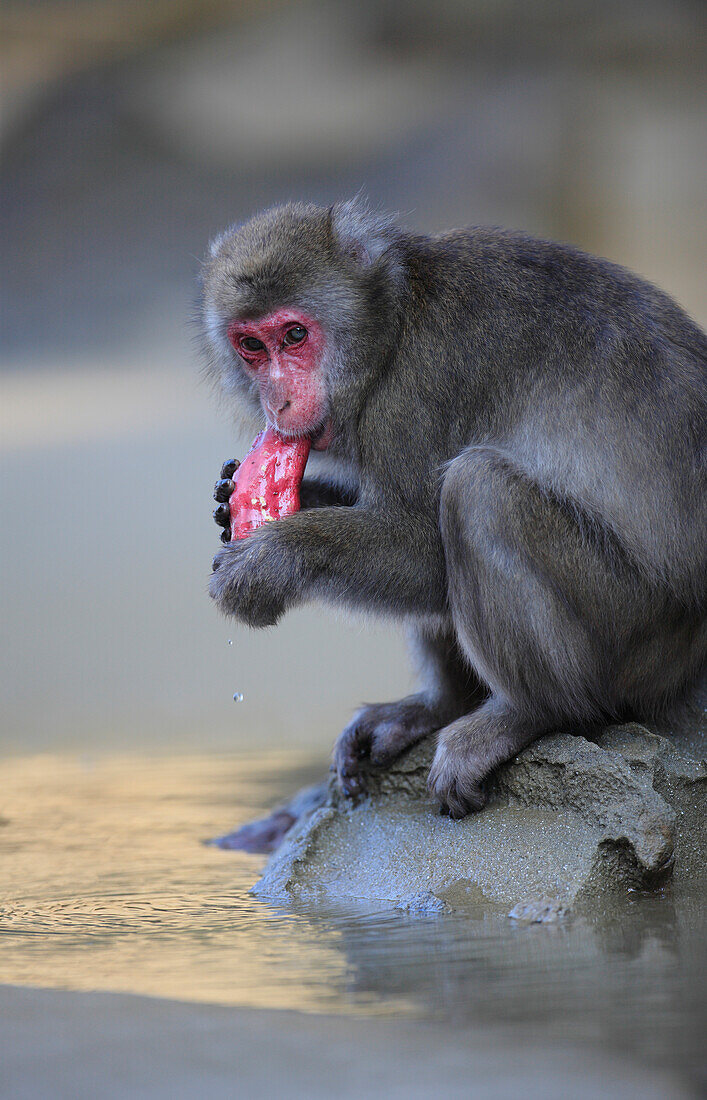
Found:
[1,751,705,1086]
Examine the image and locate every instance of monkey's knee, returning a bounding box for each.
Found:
[441,448,604,718]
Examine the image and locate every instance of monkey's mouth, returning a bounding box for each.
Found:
[310,419,333,451]
[269,416,333,451]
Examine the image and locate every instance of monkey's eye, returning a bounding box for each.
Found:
[283,325,307,346]
[240,336,265,353]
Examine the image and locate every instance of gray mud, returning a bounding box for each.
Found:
[254,710,706,916]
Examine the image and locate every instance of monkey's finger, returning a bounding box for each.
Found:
[220,528,231,544]
[213,504,231,528]
[339,773,366,798]
[337,723,371,773]
[220,459,240,479]
[214,478,235,503]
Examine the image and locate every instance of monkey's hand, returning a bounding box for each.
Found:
[213,458,240,544]
[209,523,290,627]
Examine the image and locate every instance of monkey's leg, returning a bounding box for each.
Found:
[334,624,486,797]
[430,444,641,817]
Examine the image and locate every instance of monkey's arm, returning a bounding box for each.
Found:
[209,504,447,627]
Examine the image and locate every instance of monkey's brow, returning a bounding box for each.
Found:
[226,271,257,288]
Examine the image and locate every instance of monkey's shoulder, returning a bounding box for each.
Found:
[410,226,704,345]
[425,225,644,289]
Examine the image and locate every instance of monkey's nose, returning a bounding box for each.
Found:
[275,399,291,416]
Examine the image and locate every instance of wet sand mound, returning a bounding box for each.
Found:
[254,721,706,917]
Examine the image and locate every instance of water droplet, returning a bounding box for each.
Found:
[232,692,244,703]
[227,639,233,646]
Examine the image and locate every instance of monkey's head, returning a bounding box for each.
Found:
[201,199,404,452]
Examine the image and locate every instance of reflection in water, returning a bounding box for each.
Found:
[0,751,705,1079]
[0,752,412,1015]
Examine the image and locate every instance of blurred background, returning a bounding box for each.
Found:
[2,0,705,756]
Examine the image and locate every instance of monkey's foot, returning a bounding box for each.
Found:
[428,701,541,818]
[334,695,451,798]
[428,728,488,818]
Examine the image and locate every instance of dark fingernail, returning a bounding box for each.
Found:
[213,503,231,527]
[221,459,239,479]
[214,478,235,502]
[220,529,231,543]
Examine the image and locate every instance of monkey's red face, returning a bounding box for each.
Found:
[227,308,332,449]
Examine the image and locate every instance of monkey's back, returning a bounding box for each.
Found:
[406,228,706,599]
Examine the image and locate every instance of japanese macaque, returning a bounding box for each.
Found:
[202,198,706,819]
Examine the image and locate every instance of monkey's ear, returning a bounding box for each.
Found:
[329,197,397,268]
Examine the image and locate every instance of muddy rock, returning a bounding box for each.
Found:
[253,712,706,915]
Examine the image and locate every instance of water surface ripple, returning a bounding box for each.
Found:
[1,751,704,1080]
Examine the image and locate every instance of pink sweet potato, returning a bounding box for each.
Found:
[229,428,311,540]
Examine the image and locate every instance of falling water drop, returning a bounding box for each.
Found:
[233,692,244,703]
[227,639,233,646]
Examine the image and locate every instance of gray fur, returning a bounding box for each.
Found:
[201,198,706,817]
